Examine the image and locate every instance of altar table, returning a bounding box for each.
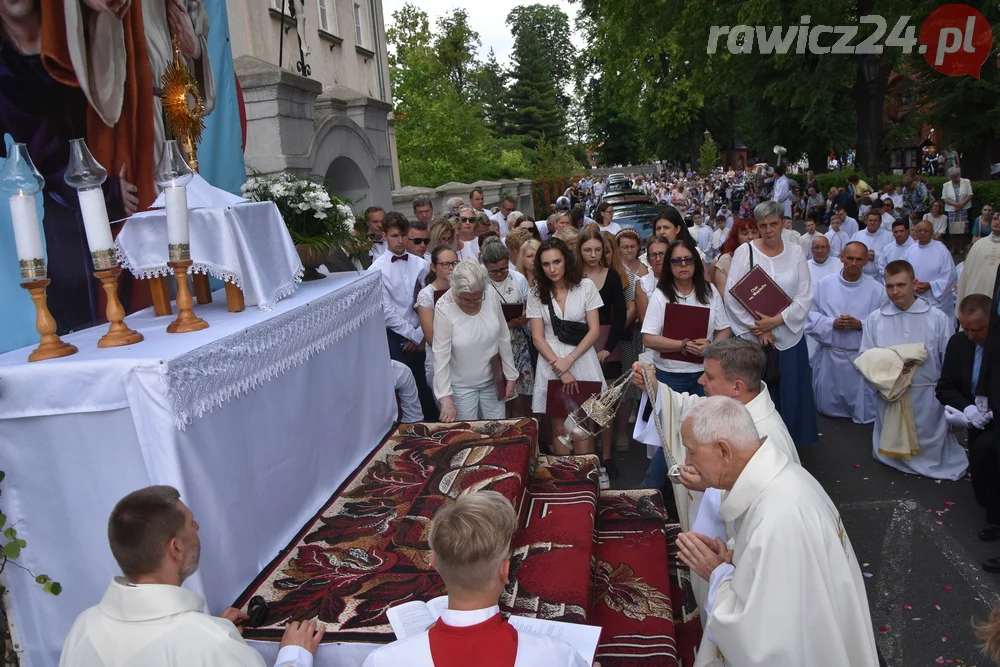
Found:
[0,272,395,667]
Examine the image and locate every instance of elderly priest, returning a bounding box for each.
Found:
[675,397,879,667]
[805,242,886,424]
[855,261,969,480]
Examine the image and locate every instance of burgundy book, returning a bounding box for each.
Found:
[728,265,792,318]
[433,289,448,304]
[491,354,506,401]
[501,303,525,322]
[660,303,711,362]
[545,380,604,419]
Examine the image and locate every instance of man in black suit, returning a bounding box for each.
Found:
[942,295,998,564]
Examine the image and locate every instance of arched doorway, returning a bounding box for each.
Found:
[325,156,369,208]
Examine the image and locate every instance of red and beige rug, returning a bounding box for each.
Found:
[233,419,701,661]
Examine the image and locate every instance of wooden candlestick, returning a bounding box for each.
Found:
[94,267,144,347]
[20,278,78,362]
[166,259,209,334]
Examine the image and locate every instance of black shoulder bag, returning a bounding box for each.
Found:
[548,299,589,346]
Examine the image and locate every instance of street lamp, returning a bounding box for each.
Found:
[861,54,879,88]
[704,129,712,140]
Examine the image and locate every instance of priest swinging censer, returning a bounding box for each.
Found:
[559,364,683,481]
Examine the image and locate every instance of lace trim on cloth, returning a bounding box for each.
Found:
[115,244,306,312]
[164,272,382,430]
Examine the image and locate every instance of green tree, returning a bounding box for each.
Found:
[433,9,481,96]
[505,5,574,113]
[471,49,509,133]
[699,138,720,174]
[505,18,566,148]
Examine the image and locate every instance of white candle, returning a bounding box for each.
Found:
[165,185,189,246]
[9,192,43,260]
[77,187,114,252]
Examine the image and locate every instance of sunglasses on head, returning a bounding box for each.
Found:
[410,237,430,245]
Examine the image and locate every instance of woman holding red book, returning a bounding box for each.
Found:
[724,200,819,448]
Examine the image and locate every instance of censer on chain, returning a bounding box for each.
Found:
[560,363,685,483]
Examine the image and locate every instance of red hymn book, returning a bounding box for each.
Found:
[728,265,792,318]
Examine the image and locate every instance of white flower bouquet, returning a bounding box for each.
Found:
[242,173,356,253]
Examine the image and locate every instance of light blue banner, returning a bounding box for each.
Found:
[198,0,246,196]
[0,134,45,355]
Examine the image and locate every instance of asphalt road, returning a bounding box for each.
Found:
[608,413,999,667]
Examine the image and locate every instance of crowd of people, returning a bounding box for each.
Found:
[57,167,1000,666]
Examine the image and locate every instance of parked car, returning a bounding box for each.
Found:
[601,187,647,203]
[611,203,663,240]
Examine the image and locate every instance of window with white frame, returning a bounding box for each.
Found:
[270,0,292,14]
[353,0,367,48]
[317,0,336,34]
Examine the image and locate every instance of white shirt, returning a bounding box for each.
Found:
[597,221,622,235]
[433,288,517,398]
[392,360,424,423]
[457,237,480,262]
[362,606,587,667]
[694,223,713,254]
[807,257,842,293]
[369,239,387,261]
[641,284,730,373]
[639,271,659,297]
[798,231,819,259]
[841,216,860,236]
[851,227,893,253]
[368,251,429,344]
[490,269,530,306]
[880,212,896,232]
[877,236,915,275]
[924,213,949,236]
[725,240,813,351]
[60,578,310,667]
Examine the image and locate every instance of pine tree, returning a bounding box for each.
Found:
[505,30,566,148]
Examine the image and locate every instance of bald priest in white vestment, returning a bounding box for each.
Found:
[675,397,879,667]
[806,235,843,362]
[60,486,322,667]
[363,491,588,667]
[856,260,969,480]
[805,242,886,424]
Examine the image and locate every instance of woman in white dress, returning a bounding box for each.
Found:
[527,238,606,455]
[923,200,948,242]
[416,246,459,393]
[434,261,518,422]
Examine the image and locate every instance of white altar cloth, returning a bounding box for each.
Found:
[115,201,304,311]
[0,272,396,667]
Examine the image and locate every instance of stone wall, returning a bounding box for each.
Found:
[390,179,535,221]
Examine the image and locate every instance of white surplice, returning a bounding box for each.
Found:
[902,240,957,317]
[695,438,879,667]
[850,228,894,279]
[362,606,587,667]
[956,234,1000,317]
[805,258,842,361]
[804,272,885,424]
[824,229,851,255]
[859,298,969,480]
[877,237,915,278]
[60,578,309,667]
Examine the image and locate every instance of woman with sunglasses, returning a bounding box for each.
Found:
[594,200,621,235]
[482,239,534,417]
[642,239,731,390]
[455,206,481,261]
[428,219,456,252]
[528,238,606,456]
[416,245,460,394]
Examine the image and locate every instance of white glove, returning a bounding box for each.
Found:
[965,404,993,430]
[976,395,990,413]
[945,405,969,428]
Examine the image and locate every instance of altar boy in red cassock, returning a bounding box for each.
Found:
[362,491,590,667]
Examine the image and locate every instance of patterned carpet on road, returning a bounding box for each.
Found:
[233,418,702,661]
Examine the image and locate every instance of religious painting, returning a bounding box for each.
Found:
[0,0,215,334]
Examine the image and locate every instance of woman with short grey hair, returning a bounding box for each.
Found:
[433,260,518,422]
[942,166,973,253]
[724,199,818,448]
